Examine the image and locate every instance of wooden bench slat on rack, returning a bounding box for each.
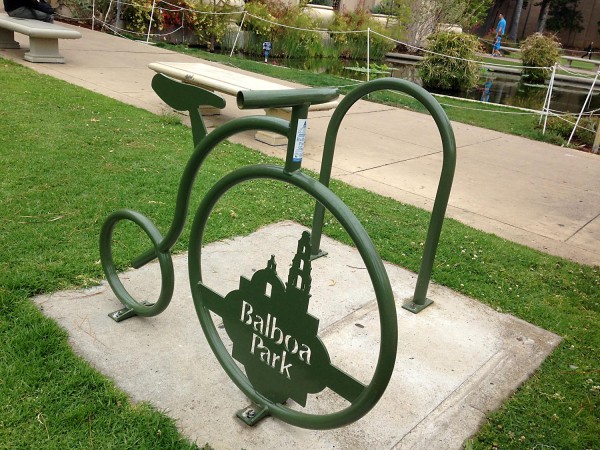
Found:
[149,61,339,145]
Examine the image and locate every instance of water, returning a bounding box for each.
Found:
[239,54,599,114]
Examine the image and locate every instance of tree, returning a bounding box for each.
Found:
[546,0,583,34]
[536,0,583,34]
[403,0,492,47]
[536,0,551,32]
[508,0,524,41]
[482,0,509,36]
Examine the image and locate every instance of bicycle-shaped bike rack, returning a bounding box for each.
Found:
[99,74,456,430]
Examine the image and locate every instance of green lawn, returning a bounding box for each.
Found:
[0,57,598,449]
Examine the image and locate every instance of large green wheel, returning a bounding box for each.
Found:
[188,164,398,430]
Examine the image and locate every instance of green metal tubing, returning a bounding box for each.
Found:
[188,164,397,430]
[99,208,174,316]
[151,74,226,147]
[237,88,339,110]
[131,115,290,269]
[309,78,456,307]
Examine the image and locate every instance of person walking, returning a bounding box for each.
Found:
[492,13,507,57]
[584,42,594,60]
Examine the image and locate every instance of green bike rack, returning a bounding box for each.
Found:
[308,78,457,313]
[99,74,455,429]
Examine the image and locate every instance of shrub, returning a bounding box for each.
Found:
[329,9,396,59]
[120,0,156,34]
[275,13,325,59]
[306,0,333,6]
[243,0,324,58]
[417,31,480,91]
[371,0,406,15]
[544,116,595,147]
[521,33,561,84]
[186,0,238,51]
[243,0,278,39]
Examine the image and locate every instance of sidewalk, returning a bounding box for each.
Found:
[2,23,599,266]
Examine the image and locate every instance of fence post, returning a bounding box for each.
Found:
[101,0,113,32]
[593,118,600,154]
[367,28,370,83]
[146,0,157,43]
[230,11,246,57]
[541,63,557,133]
[567,69,600,146]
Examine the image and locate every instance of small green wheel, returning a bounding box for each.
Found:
[99,209,174,317]
[188,164,398,430]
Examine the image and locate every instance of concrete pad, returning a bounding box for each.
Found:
[34,222,561,449]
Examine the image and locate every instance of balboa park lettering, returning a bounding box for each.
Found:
[240,300,312,379]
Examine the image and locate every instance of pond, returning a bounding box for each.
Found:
[236,54,600,115]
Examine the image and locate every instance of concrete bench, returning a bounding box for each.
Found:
[562,55,600,69]
[0,14,81,63]
[149,61,339,145]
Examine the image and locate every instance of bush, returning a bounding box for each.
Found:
[120,0,155,34]
[186,0,238,51]
[521,33,561,84]
[544,116,595,147]
[417,31,480,91]
[243,0,324,58]
[371,0,406,16]
[117,0,238,44]
[329,9,396,59]
[307,0,333,6]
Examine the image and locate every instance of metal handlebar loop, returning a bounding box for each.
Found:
[188,164,397,430]
[99,209,174,321]
[309,78,457,313]
[237,87,339,110]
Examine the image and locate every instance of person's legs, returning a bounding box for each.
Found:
[494,37,502,56]
[7,7,53,23]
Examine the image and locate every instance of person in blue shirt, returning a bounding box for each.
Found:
[492,13,507,57]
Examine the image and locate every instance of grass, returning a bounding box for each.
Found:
[0,57,598,449]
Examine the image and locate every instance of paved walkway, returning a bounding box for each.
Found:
[2,23,599,267]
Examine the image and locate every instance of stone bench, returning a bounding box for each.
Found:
[149,61,339,145]
[0,14,81,63]
[562,55,600,69]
